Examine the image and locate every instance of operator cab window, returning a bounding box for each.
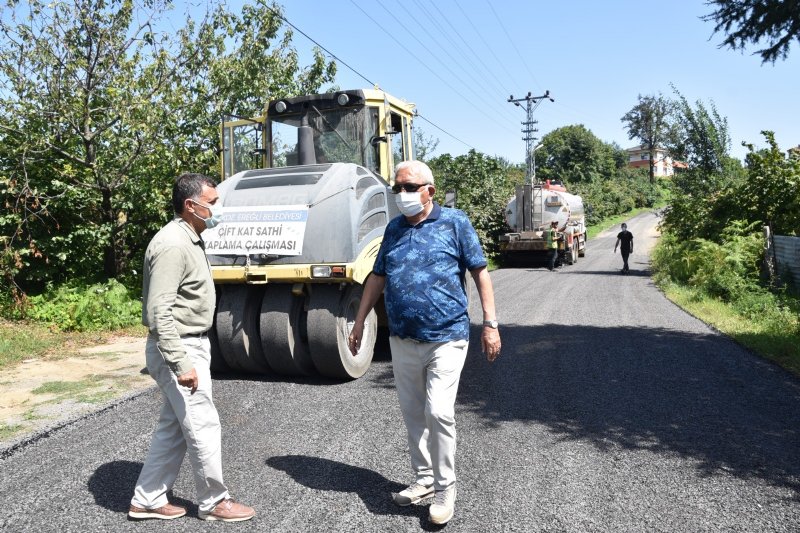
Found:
[390,111,405,168]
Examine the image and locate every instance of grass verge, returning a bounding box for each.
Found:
[0,423,24,440]
[660,282,800,377]
[0,319,146,371]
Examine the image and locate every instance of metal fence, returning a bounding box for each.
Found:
[773,234,800,289]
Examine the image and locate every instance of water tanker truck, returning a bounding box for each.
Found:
[207,89,415,379]
[499,180,587,265]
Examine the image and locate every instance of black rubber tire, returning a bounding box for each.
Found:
[307,284,376,380]
[259,285,314,376]
[209,288,230,374]
[215,285,271,374]
[571,241,579,264]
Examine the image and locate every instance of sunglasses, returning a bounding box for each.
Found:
[391,182,430,194]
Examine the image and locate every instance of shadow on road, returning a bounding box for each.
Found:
[457,323,800,500]
[266,455,439,529]
[87,460,195,516]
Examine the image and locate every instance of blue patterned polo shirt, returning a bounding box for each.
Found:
[373,202,487,342]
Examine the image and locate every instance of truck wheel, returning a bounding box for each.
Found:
[259,285,314,376]
[571,241,579,264]
[578,234,586,257]
[216,285,272,374]
[307,284,376,379]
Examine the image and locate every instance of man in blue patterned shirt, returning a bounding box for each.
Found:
[349,160,501,526]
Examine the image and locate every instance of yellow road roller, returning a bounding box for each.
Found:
[208,89,415,379]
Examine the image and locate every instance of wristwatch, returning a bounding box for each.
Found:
[483,319,499,329]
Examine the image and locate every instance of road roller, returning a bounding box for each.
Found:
[208,89,415,379]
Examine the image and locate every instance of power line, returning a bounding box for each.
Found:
[264,4,376,87]
[415,113,475,150]
[485,1,542,91]
[450,0,521,97]
[356,0,514,132]
[424,0,516,100]
[405,0,520,123]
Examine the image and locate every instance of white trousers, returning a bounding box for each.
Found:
[131,335,229,513]
[390,337,469,491]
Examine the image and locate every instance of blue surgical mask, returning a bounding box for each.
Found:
[191,199,224,229]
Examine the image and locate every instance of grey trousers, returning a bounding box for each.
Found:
[131,335,229,513]
[390,337,469,491]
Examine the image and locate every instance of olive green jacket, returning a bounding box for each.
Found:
[142,218,215,376]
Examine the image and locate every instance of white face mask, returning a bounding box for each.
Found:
[395,191,426,217]
[192,199,224,229]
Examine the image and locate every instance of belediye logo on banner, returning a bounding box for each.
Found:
[203,205,309,256]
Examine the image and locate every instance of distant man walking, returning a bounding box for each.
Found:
[614,222,634,273]
[348,160,501,526]
[129,173,255,523]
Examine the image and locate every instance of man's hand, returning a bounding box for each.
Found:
[177,368,198,394]
[482,327,501,363]
[348,322,364,356]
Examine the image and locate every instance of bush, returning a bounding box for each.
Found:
[24,279,141,332]
[652,220,799,336]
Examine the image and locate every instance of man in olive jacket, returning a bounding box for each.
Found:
[129,173,254,523]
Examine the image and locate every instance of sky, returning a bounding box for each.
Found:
[197,1,799,164]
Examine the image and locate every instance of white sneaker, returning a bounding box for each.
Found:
[429,486,456,525]
[393,482,434,506]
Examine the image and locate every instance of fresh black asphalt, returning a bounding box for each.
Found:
[1,211,799,532]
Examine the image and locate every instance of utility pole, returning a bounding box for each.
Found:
[508,90,554,184]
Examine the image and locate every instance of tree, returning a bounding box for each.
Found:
[739,131,800,235]
[621,93,676,183]
[669,88,732,175]
[427,150,516,257]
[1,0,180,289]
[535,125,623,184]
[413,128,439,162]
[703,0,800,64]
[660,89,741,240]
[0,0,335,297]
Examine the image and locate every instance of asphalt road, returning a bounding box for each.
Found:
[2,211,799,532]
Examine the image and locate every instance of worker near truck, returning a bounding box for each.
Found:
[614,222,634,273]
[347,160,501,526]
[129,173,255,523]
[546,220,560,271]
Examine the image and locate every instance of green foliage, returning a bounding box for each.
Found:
[413,128,440,162]
[621,93,677,182]
[652,221,762,298]
[23,279,141,332]
[663,131,798,240]
[535,125,624,184]
[702,0,800,64]
[533,125,665,226]
[668,88,731,174]
[428,150,516,258]
[0,0,335,310]
[739,131,800,235]
[650,219,800,336]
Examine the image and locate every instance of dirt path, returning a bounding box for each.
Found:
[0,336,150,445]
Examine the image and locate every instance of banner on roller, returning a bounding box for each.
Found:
[203,205,309,256]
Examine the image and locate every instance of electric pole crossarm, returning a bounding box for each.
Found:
[507,90,554,184]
